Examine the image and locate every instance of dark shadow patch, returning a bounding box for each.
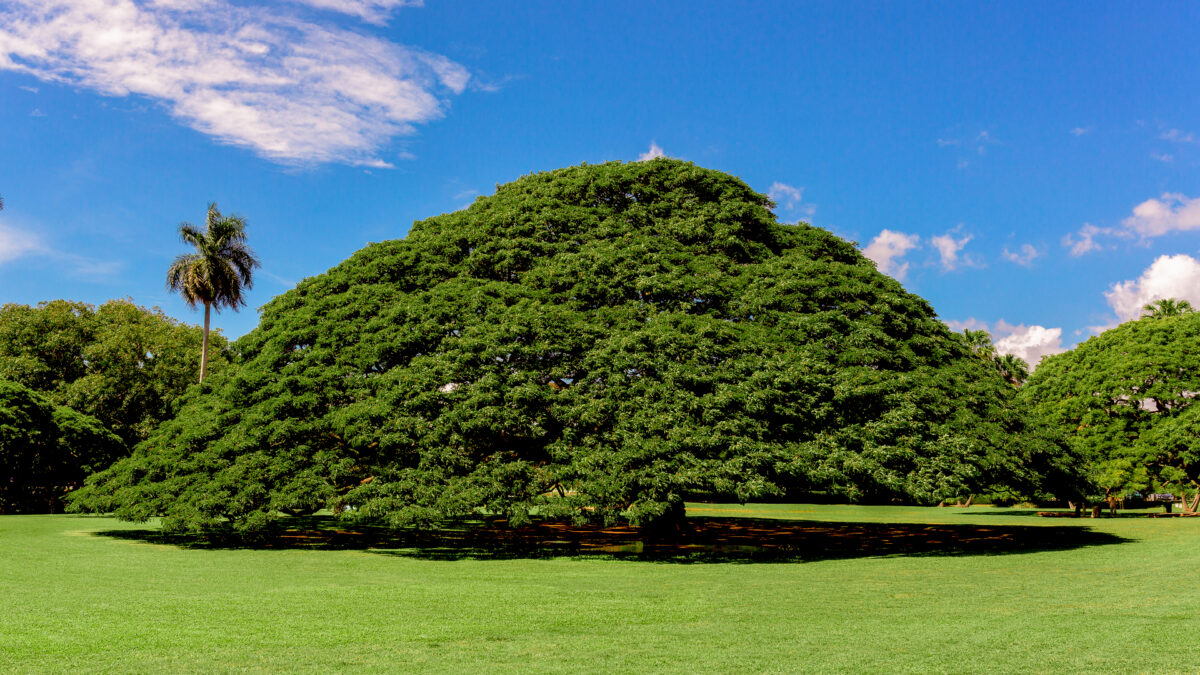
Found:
[959,509,1170,519]
[92,514,1130,563]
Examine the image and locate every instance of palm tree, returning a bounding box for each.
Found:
[1142,298,1195,319]
[962,329,996,360]
[995,353,1030,386]
[167,203,260,382]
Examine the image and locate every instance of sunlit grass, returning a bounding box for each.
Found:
[2,505,1196,673]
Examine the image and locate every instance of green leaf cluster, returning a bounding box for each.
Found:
[1021,312,1200,496]
[72,160,1076,532]
[0,379,123,513]
[0,299,230,446]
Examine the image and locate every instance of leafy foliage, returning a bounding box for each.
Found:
[72,160,1076,532]
[1021,311,1200,496]
[0,299,230,446]
[0,380,123,513]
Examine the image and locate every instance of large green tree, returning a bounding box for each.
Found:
[167,203,260,383]
[0,380,123,513]
[0,299,230,446]
[72,160,1078,533]
[1021,310,1200,506]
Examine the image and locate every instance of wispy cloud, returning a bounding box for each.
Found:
[1160,128,1196,144]
[862,229,920,280]
[0,0,470,167]
[0,223,41,264]
[930,229,979,270]
[637,141,666,161]
[18,84,37,93]
[28,107,44,117]
[937,129,999,165]
[0,220,119,277]
[767,182,803,210]
[287,0,423,25]
[1151,152,1174,163]
[1001,243,1041,266]
[1070,126,1091,136]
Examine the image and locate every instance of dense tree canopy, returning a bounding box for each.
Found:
[0,380,123,513]
[1021,310,1200,502]
[0,299,230,446]
[72,160,1078,532]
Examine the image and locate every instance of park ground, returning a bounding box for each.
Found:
[2,504,1199,673]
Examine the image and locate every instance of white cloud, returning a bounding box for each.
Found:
[28,108,44,117]
[637,141,666,161]
[1161,128,1196,144]
[0,0,470,167]
[0,223,42,264]
[944,317,1064,368]
[993,323,1065,368]
[930,230,974,270]
[1105,254,1200,322]
[862,229,920,280]
[1121,193,1200,238]
[1062,223,1117,256]
[1151,152,1174,163]
[1001,243,1040,266]
[1070,127,1091,136]
[767,182,803,210]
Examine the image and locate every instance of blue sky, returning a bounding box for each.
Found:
[2,1,1200,365]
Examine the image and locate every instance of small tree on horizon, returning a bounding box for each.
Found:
[1142,297,1195,319]
[166,203,259,383]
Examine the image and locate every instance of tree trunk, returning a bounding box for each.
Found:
[199,301,211,383]
[1191,492,1200,513]
[963,494,974,508]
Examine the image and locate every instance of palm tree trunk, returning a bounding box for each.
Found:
[199,301,211,383]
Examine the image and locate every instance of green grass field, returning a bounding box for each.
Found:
[3,504,1199,673]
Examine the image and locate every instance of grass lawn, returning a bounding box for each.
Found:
[2,504,1199,673]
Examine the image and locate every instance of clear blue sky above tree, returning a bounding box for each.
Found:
[1,0,1198,367]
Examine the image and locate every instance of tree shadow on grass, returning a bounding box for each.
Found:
[957,509,1172,519]
[92,515,1131,564]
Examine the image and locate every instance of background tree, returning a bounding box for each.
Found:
[1021,311,1200,505]
[0,380,123,513]
[166,203,259,383]
[1142,297,1195,318]
[72,160,1079,533]
[0,299,229,447]
[996,353,1030,387]
[962,329,996,360]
